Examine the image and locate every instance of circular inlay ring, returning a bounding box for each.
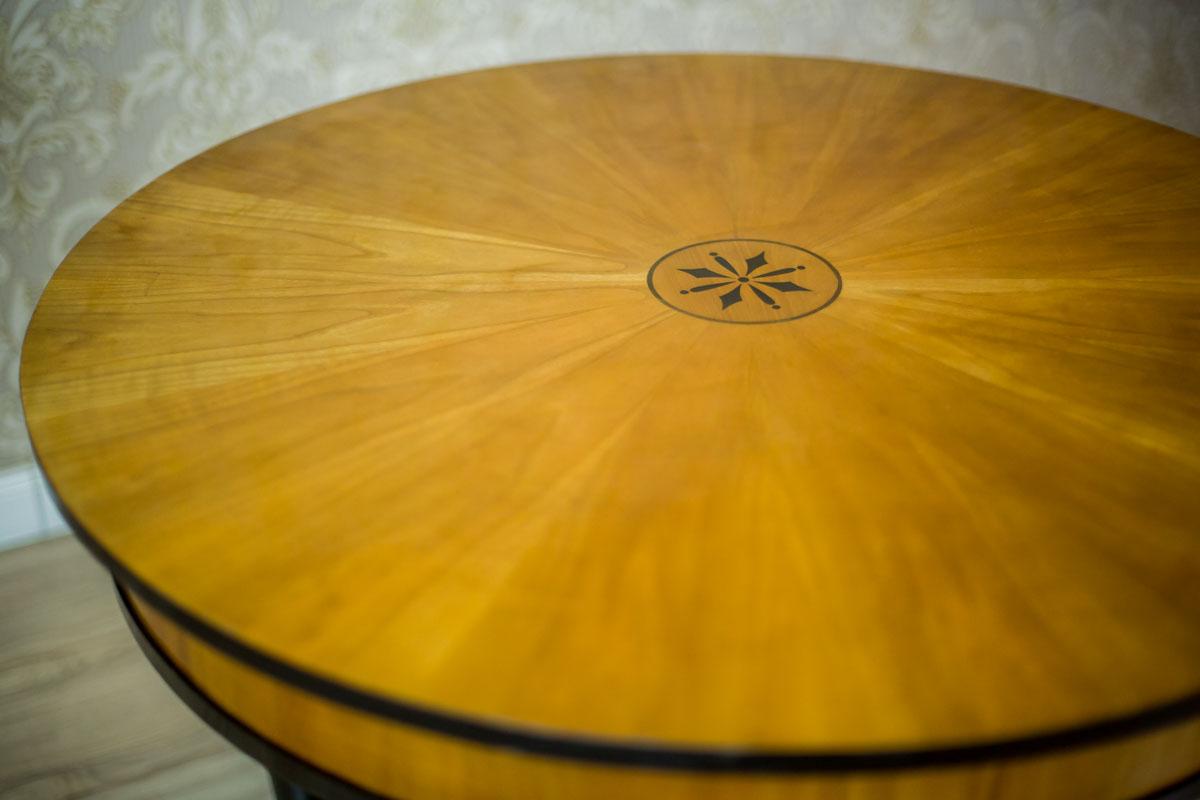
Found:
[646,238,842,324]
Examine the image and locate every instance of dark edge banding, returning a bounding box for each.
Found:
[32,441,1200,777]
[116,582,388,800]
[116,581,1200,800]
[116,582,384,800]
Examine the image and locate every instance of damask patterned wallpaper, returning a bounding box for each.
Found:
[2,0,1198,469]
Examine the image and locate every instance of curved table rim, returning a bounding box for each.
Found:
[116,580,1200,800]
[41,466,1200,774]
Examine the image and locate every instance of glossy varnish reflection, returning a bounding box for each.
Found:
[21,56,1200,798]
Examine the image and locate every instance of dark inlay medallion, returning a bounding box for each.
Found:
[647,239,841,324]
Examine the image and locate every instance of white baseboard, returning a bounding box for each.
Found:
[0,463,69,551]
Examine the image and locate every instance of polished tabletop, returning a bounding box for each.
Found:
[20,55,1200,799]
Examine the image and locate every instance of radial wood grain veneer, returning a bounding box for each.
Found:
[20,55,1200,799]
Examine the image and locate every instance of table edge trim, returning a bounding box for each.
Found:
[119,582,1200,800]
[42,458,1200,775]
[117,582,388,800]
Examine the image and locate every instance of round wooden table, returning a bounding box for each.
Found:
[20,55,1200,800]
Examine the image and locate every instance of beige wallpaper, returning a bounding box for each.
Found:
[2,0,1198,469]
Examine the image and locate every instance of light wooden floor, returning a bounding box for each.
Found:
[0,534,269,799]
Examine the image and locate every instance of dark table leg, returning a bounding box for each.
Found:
[272,772,328,800]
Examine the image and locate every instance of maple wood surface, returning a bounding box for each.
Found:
[20,56,1200,799]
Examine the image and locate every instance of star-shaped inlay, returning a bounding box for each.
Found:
[678,251,810,310]
[647,238,841,325]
